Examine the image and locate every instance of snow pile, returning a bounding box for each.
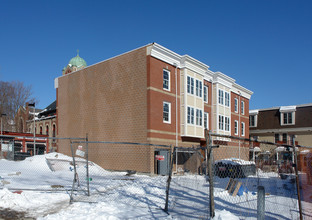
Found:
[0,153,306,219]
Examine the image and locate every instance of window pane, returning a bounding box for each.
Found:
[275,134,279,143]
[204,86,208,102]
[235,121,237,134]
[163,102,170,123]
[163,70,169,90]
[241,101,244,114]
[191,78,194,94]
[288,113,292,124]
[235,99,238,112]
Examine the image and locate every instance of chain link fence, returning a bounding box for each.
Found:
[165,132,311,219]
[1,134,311,219]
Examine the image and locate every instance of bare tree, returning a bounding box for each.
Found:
[0,80,36,132]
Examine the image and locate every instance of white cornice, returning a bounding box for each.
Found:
[232,83,253,99]
[213,71,235,88]
[249,110,259,115]
[147,43,181,67]
[250,103,312,112]
[280,106,296,112]
[250,127,312,134]
[180,55,209,77]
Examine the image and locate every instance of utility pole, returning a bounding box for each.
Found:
[1,113,7,159]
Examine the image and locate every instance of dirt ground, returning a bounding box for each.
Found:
[0,208,34,220]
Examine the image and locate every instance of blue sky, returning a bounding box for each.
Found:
[0,0,311,110]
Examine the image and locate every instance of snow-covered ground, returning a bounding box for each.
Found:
[0,153,310,219]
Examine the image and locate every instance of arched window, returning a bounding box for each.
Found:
[46,125,49,135]
[40,126,43,135]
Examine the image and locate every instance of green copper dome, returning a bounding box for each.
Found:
[68,51,87,68]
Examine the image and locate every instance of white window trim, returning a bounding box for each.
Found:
[249,114,258,127]
[195,80,202,98]
[225,116,230,132]
[204,85,208,103]
[241,122,245,136]
[163,69,170,91]
[218,89,224,105]
[234,120,238,135]
[241,101,245,115]
[225,91,230,108]
[196,109,202,126]
[187,76,195,95]
[187,106,195,125]
[163,101,171,124]
[280,111,295,126]
[219,115,224,131]
[234,98,238,113]
[204,112,209,130]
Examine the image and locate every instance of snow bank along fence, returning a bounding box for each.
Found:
[1,136,175,211]
[66,140,172,207]
[165,131,311,220]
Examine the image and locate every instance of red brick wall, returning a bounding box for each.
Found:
[231,92,250,137]
[147,56,180,143]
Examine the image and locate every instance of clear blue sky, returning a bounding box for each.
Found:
[0,0,311,110]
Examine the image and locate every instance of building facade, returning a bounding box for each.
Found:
[249,103,312,172]
[55,43,253,173]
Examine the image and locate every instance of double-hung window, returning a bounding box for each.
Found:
[163,102,171,123]
[196,80,202,97]
[280,106,296,125]
[250,115,256,127]
[234,120,238,135]
[282,133,288,143]
[241,101,245,115]
[219,115,224,130]
[241,122,245,136]
[187,76,194,95]
[225,117,230,131]
[204,85,208,103]
[283,112,293,125]
[234,98,238,113]
[218,90,224,105]
[204,112,209,129]
[196,109,202,126]
[225,92,230,107]
[163,69,170,91]
[187,107,194,124]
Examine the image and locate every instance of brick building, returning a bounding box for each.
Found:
[55,43,253,173]
[14,101,57,153]
[249,103,312,172]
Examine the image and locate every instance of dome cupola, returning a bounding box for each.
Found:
[62,50,87,75]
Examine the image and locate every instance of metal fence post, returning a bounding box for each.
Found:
[257,186,265,220]
[293,145,303,220]
[206,130,215,218]
[70,140,77,203]
[164,145,174,213]
[86,133,90,197]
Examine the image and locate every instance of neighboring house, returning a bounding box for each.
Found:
[33,101,57,152]
[55,43,253,173]
[249,103,312,172]
[14,101,57,153]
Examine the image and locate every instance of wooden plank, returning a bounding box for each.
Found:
[232,182,242,196]
[225,178,233,190]
[228,180,237,193]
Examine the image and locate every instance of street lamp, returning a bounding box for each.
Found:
[28,103,36,155]
[1,113,7,159]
